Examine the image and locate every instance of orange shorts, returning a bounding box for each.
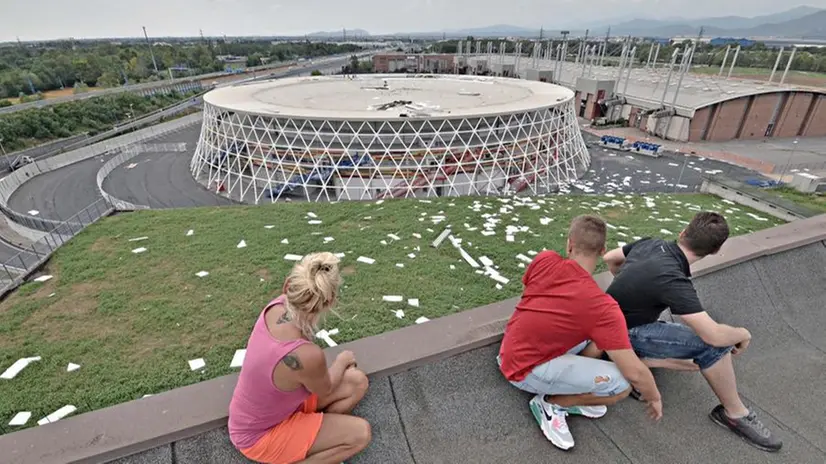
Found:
[240,394,324,464]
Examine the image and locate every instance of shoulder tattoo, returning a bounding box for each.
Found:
[282,354,303,370]
[276,310,291,324]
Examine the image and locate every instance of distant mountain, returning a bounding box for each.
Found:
[307,29,370,38]
[605,6,823,37]
[735,9,826,38]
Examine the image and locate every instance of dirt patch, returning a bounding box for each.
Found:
[88,236,117,253]
[341,265,357,276]
[256,268,272,281]
[602,210,626,220]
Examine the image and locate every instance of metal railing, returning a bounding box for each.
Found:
[0,198,114,296]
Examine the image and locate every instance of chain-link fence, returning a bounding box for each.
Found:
[0,198,113,296]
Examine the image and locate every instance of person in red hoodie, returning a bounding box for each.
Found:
[498,215,662,451]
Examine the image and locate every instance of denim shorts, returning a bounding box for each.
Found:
[498,341,631,397]
[629,321,734,370]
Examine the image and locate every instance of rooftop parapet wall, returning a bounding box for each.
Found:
[1,214,825,464]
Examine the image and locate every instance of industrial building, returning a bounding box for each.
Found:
[371,53,455,73]
[457,39,826,142]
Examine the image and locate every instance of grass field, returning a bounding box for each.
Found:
[771,186,826,213]
[691,66,826,88]
[0,194,783,431]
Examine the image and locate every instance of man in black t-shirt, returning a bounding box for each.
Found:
[603,212,782,452]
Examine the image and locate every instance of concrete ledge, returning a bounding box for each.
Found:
[2,215,825,464]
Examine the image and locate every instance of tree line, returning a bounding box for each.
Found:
[0,90,198,152]
[0,40,363,100]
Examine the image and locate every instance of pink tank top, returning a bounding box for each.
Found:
[228,296,312,450]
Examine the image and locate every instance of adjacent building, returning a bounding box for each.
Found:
[372,53,455,73]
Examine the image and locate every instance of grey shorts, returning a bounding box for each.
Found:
[499,341,631,397]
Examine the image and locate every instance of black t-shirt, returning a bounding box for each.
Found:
[605,238,705,329]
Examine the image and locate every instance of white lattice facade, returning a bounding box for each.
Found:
[190,75,590,203]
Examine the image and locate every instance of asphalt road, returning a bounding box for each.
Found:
[102,126,232,209]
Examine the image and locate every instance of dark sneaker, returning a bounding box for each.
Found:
[709,405,782,452]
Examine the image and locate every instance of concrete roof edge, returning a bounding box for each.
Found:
[2,215,825,464]
[692,88,826,113]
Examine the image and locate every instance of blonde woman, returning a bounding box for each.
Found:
[229,252,371,464]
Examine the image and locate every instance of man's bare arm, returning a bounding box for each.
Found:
[603,247,627,276]
[680,312,751,347]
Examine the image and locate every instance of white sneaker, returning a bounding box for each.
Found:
[529,395,575,450]
[567,405,608,419]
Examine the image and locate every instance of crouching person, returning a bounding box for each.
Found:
[229,252,371,464]
[498,215,663,451]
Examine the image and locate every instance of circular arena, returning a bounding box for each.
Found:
[190,74,590,203]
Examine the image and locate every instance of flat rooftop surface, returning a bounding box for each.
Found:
[349,240,826,464]
[479,56,810,113]
[203,74,574,120]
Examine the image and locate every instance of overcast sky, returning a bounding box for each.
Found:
[1,0,824,42]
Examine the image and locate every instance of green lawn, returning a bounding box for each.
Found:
[0,194,783,432]
[771,186,826,213]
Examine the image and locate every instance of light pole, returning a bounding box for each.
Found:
[778,139,799,183]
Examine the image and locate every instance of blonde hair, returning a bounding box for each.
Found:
[284,252,341,339]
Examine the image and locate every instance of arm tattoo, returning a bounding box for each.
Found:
[282,354,303,370]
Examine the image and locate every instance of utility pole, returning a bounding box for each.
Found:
[718,45,731,77]
[780,47,797,85]
[726,44,741,79]
[142,26,159,73]
[660,48,680,107]
[769,46,784,84]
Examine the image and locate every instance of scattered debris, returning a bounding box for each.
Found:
[131,247,147,254]
[195,271,209,278]
[415,316,430,324]
[659,229,673,235]
[307,212,318,218]
[186,229,194,236]
[264,225,275,229]
[382,295,404,303]
[33,275,53,283]
[128,236,149,242]
[357,256,375,264]
[28,210,39,216]
[387,233,401,241]
[281,238,289,244]
[324,236,335,243]
[237,240,247,249]
[66,363,80,372]
[188,358,206,371]
[284,254,303,261]
[408,298,419,307]
[37,405,76,425]
[1,356,42,379]
[308,220,322,225]
[316,329,340,347]
[8,412,31,426]
[396,263,405,268]
[230,349,246,368]
[392,310,405,319]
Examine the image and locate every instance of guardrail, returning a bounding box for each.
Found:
[0,113,203,233]
[0,198,114,297]
[97,143,191,211]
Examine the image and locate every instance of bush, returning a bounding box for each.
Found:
[0,100,13,108]
[73,82,90,94]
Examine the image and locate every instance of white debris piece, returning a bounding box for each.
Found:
[308,220,322,225]
[307,212,318,218]
[188,358,206,371]
[408,298,420,307]
[1,356,42,379]
[540,217,552,225]
[37,405,76,425]
[28,210,39,216]
[357,256,376,264]
[660,229,673,235]
[66,363,80,372]
[481,230,496,236]
[237,240,247,249]
[230,349,246,368]
[128,236,149,242]
[489,273,509,285]
[479,256,495,267]
[186,229,194,236]
[396,263,405,268]
[516,254,532,263]
[506,235,515,242]
[387,233,401,241]
[284,254,303,261]
[392,310,405,319]
[131,247,147,254]
[264,225,275,229]
[195,271,209,278]
[746,213,769,222]
[281,238,289,244]
[431,228,452,248]
[334,253,346,258]
[415,316,430,324]
[9,412,31,426]
[408,253,416,259]
[33,275,53,283]
[324,237,335,243]
[412,233,422,239]
[382,295,404,303]
[126,163,138,169]
[315,329,338,347]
